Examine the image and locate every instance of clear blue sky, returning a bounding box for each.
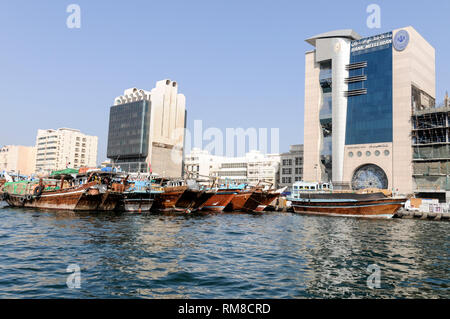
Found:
[0,0,449,162]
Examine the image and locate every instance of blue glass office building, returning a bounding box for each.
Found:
[345,32,393,145]
[303,27,436,195]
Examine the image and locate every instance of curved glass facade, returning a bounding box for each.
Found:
[319,60,332,182]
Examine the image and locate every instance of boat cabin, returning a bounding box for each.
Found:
[290,181,333,199]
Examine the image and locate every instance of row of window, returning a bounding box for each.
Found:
[282,157,303,166]
[281,176,302,184]
[282,168,303,175]
[221,163,247,169]
[38,146,57,151]
[348,150,390,158]
[217,171,247,177]
[186,165,200,172]
[36,158,56,162]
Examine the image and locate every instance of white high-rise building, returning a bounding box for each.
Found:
[35,128,98,173]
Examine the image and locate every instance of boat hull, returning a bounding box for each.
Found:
[291,198,406,217]
[225,192,252,212]
[152,186,187,212]
[122,198,154,212]
[200,191,237,212]
[117,191,156,212]
[2,182,118,211]
[225,191,280,213]
[250,192,280,212]
[153,186,213,213]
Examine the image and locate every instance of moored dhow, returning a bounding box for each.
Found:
[117,176,163,213]
[224,182,283,213]
[0,169,125,211]
[152,179,215,214]
[200,186,243,212]
[288,181,406,218]
[290,196,406,218]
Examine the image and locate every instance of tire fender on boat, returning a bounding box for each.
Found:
[33,185,44,197]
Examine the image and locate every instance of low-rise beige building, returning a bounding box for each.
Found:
[35,128,98,173]
[0,145,36,175]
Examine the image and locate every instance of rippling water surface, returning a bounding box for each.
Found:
[0,202,448,298]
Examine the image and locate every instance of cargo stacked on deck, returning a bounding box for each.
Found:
[0,169,125,211]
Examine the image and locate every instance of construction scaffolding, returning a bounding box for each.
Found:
[412,103,450,192]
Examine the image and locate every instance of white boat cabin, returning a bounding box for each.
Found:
[290,181,333,199]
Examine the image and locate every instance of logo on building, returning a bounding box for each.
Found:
[393,30,409,51]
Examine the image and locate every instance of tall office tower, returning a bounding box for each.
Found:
[107,79,186,178]
[303,26,435,195]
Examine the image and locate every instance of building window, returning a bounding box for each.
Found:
[357,151,362,157]
[349,152,354,157]
[366,151,371,157]
[384,150,390,156]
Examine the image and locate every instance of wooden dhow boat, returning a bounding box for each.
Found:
[117,177,163,213]
[199,188,241,212]
[225,182,283,213]
[0,169,124,211]
[288,182,406,218]
[152,179,215,214]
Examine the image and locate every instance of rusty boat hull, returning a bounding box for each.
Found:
[2,182,120,211]
[290,197,406,218]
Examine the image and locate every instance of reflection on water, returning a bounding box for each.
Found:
[0,202,448,298]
